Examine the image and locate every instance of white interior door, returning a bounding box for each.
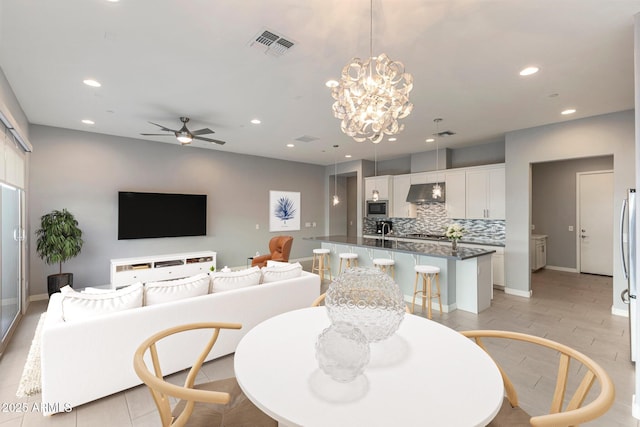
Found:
[578,171,613,275]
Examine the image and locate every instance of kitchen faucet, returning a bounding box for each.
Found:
[381,222,391,247]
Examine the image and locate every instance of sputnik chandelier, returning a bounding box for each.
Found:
[330,0,414,143]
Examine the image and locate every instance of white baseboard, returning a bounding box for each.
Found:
[29,293,49,302]
[504,287,532,298]
[544,265,579,273]
[612,306,629,317]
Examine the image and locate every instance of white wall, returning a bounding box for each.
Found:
[505,110,635,313]
[29,125,326,295]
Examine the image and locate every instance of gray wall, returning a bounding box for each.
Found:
[532,156,613,269]
[505,110,635,313]
[451,140,505,168]
[29,125,325,295]
[328,175,347,235]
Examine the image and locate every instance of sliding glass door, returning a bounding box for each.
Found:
[1,183,22,354]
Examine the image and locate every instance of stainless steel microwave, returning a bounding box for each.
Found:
[366,200,389,218]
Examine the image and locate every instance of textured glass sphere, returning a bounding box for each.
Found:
[325,267,405,342]
[315,321,370,382]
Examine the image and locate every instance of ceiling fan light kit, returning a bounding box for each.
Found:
[140,117,226,146]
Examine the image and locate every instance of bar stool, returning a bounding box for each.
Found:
[338,252,358,273]
[373,258,395,278]
[412,265,442,319]
[311,248,332,282]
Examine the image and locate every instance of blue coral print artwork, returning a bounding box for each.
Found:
[269,191,300,231]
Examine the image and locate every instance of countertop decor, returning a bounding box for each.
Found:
[445,223,465,251]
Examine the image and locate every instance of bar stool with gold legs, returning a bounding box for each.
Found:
[338,252,358,273]
[373,258,395,278]
[412,264,442,319]
[311,248,332,282]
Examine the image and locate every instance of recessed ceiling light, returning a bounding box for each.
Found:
[286,143,295,148]
[519,66,539,76]
[388,137,397,142]
[561,108,576,115]
[83,79,101,87]
[325,80,339,88]
[345,154,352,158]
[81,119,95,125]
[425,138,435,143]
[250,119,261,124]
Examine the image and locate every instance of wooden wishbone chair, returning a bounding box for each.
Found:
[133,322,276,427]
[461,330,615,427]
[311,292,412,313]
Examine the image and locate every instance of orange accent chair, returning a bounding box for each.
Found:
[251,236,294,268]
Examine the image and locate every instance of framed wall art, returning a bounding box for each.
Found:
[269,190,300,232]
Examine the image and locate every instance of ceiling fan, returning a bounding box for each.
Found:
[140,117,226,145]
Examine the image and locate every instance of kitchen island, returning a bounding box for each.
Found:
[304,235,495,314]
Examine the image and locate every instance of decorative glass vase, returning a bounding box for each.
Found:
[451,239,458,251]
[325,267,405,342]
[315,321,370,382]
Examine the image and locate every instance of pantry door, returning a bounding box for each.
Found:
[578,171,613,275]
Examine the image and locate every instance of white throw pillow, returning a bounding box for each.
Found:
[60,283,144,322]
[210,266,261,292]
[261,262,303,283]
[144,273,210,306]
[266,260,291,268]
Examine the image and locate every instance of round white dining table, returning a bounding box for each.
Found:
[234,307,504,427]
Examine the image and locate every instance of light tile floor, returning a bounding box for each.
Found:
[0,268,636,426]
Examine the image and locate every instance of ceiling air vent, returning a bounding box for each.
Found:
[295,135,319,143]
[435,130,456,137]
[250,28,296,57]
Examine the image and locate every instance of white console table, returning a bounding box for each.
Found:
[109,251,216,289]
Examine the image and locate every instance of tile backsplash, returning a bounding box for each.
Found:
[363,203,505,243]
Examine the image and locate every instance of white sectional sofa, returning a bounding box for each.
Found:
[40,266,320,415]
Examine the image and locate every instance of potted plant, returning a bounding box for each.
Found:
[36,209,84,296]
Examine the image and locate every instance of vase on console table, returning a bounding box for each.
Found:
[451,239,458,252]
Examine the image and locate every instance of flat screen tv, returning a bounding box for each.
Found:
[118,192,207,240]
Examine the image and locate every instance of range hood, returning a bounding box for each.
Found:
[406,183,446,203]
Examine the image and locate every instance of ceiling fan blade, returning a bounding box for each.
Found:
[140,133,172,136]
[190,128,215,136]
[148,121,178,133]
[194,135,226,145]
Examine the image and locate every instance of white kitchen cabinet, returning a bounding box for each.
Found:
[531,235,547,271]
[465,165,505,219]
[392,174,417,218]
[410,172,428,184]
[365,175,393,201]
[445,171,466,219]
[409,171,445,184]
[459,243,504,287]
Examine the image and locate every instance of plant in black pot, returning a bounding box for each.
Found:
[36,209,84,296]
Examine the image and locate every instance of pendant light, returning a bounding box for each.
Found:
[330,0,413,143]
[432,118,443,199]
[332,145,340,206]
[372,145,379,201]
